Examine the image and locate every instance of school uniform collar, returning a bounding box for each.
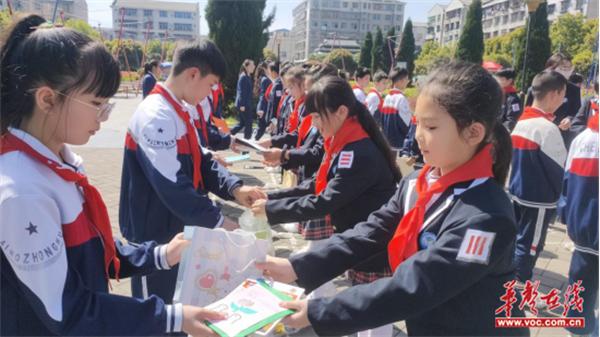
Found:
[7,127,83,172]
[155,83,194,114]
[389,88,403,95]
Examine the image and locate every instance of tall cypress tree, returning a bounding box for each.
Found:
[396,19,415,78]
[383,26,396,72]
[455,0,484,64]
[371,27,385,72]
[206,0,274,100]
[359,31,373,70]
[515,3,551,91]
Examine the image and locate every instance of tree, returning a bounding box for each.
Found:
[550,13,586,57]
[414,41,454,75]
[359,31,373,69]
[455,0,484,64]
[396,19,416,77]
[484,27,525,66]
[515,3,551,91]
[263,48,277,61]
[0,8,12,31]
[383,26,396,72]
[206,0,274,99]
[371,27,385,72]
[64,18,101,40]
[323,49,358,74]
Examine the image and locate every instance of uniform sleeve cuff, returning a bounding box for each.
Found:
[154,244,171,270]
[165,303,183,333]
[214,215,224,228]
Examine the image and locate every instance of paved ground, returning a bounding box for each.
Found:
[74,94,586,336]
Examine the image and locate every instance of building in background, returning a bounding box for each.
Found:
[411,21,428,49]
[313,38,361,54]
[426,3,448,44]
[111,0,199,41]
[291,0,406,61]
[266,28,295,62]
[1,0,88,22]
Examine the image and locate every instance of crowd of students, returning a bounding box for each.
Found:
[1,14,597,337]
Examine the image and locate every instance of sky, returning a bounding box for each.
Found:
[86,0,449,32]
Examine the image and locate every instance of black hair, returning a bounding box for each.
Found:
[545,52,572,70]
[305,76,401,182]
[268,61,280,74]
[421,61,512,185]
[144,59,159,74]
[1,14,121,134]
[389,67,409,84]
[495,68,516,80]
[254,61,268,96]
[354,67,371,80]
[172,40,226,79]
[305,63,340,85]
[568,72,584,85]
[373,70,388,83]
[595,80,599,94]
[531,70,567,101]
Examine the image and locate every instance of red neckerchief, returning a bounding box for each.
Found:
[296,115,313,148]
[287,95,306,133]
[369,88,384,111]
[315,117,369,195]
[0,133,121,282]
[194,104,210,146]
[211,83,224,113]
[387,143,494,271]
[150,84,205,190]
[264,83,273,100]
[590,99,598,117]
[504,85,517,94]
[389,88,403,96]
[276,91,288,119]
[352,84,365,95]
[588,111,598,132]
[519,106,554,122]
[411,115,416,124]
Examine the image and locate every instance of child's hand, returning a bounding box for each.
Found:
[166,233,190,267]
[233,186,267,207]
[251,199,268,216]
[262,148,282,165]
[210,152,231,167]
[182,305,225,337]
[255,255,297,283]
[258,139,272,148]
[280,300,311,329]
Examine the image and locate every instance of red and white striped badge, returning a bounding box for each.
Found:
[456,229,495,265]
[337,151,354,169]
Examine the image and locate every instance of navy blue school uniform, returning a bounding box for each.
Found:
[380,89,411,149]
[231,72,255,139]
[266,137,396,245]
[570,96,598,136]
[509,107,567,281]
[266,77,284,132]
[1,129,185,335]
[558,118,598,335]
[195,97,231,151]
[399,117,423,163]
[120,83,243,303]
[255,75,272,140]
[270,97,306,149]
[276,93,293,135]
[526,81,581,145]
[500,86,522,131]
[290,170,529,337]
[280,127,324,183]
[142,73,158,98]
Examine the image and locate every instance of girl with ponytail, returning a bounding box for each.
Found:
[0,14,223,336]
[256,62,529,337]
[252,76,400,311]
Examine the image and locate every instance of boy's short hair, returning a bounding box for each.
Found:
[373,70,388,83]
[389,67,409,83]
[568,72,584,85]
[172,40,226,78]
[268,61,280,74]
[496,68,516,80]
[531,70,567,101]
[354,67,371,79]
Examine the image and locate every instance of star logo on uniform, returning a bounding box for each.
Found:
[25,222,38,235]
[158,128,164,134]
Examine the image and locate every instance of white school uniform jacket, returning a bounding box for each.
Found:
[0,128,182,335]
[120,83,243,244]
[380,89,411,149]
[509,107,567,208]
